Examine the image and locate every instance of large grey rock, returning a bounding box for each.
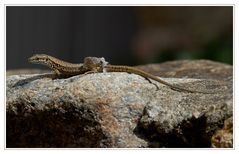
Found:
[6,60,232,148]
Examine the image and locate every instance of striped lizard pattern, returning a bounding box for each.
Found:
[29,54,211,94]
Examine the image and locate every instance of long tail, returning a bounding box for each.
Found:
[105,65,211,94]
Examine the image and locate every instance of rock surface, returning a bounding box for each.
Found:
[6,60,233,148]
[211,116,233,148]
[6,69,49,76]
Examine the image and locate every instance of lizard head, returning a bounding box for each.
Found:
[83,57,108,72]
[28,54,50,64]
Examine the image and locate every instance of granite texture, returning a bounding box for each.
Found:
[6,60,233,148]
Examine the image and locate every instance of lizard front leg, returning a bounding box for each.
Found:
[83,70,99,75]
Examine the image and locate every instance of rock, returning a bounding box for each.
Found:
[136,60,232,80]
[6,60,232,148]
[211,117,233,148]
[7,69,49,76]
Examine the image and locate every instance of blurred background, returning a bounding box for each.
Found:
[6,6,233,70]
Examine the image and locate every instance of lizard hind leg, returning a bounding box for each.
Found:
[125,72,160,90]
[126,72,160,90]
[144,77,160,90]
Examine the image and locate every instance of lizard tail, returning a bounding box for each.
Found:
[105,65,212,94]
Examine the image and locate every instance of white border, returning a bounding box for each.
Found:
[1,0,237,153]
[0,0,236,5]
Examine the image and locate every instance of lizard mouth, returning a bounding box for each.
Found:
[28,57,37,63]
[28,56,44,64]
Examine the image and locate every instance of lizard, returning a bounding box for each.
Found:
[83,57,213,94]
[28,54,100,77]
[28,54,211,94]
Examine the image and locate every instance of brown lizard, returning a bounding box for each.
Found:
[83,57,212,94]
[28,54,96,76]
[29,54,211,93]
